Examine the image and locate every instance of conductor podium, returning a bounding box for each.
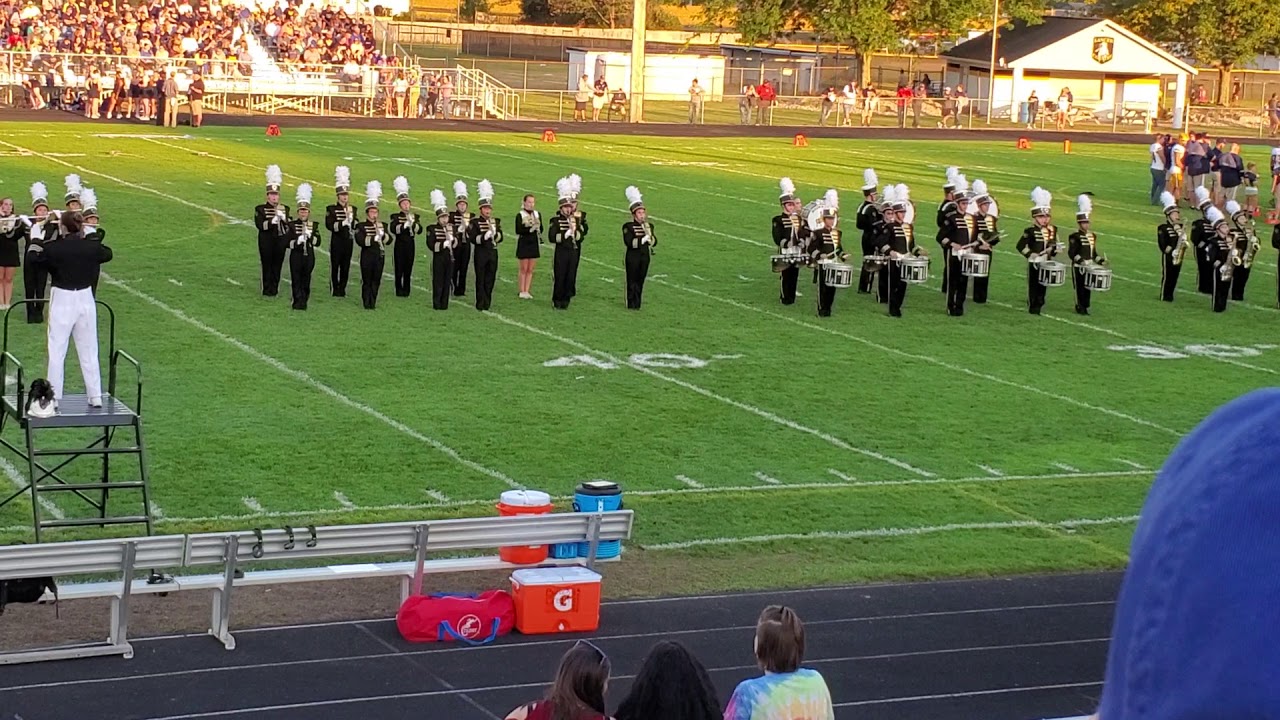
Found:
[0,300,156,542]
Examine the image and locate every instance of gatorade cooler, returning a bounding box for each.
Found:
[497,490,554,565]
[510,566,603,634]
[574,481,623,559]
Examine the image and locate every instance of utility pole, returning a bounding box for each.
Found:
[986,0,999,124]
[629,0,647,122]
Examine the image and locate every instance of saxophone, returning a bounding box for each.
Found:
[1242,224,1261,269]
[1171,222,1189,265]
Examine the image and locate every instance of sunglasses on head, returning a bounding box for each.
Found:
[576,639,608,664]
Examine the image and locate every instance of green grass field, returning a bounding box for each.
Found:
[0,124,1275,595]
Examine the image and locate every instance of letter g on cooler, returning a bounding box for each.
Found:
[553,588,575,612]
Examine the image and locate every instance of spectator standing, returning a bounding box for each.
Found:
[955,85,969,122]
[1168,135,1186,199]
[1271,147,1280,200]
[1185,133,1210,199]
[1217,143,1244,204]
[819,87,836,126]
[423,73,438,119]
[860,84,876,126]
[188,71,204,127]
[739,84,757,125]
[505,641,610,720]
[911,81,925,128]
[1149,133,1167,205]
[756,80,776,125]
[1055,87,1072,129]
[84,69,101,120]
[162,71,179,127]
[1241,161,1260,215]
[392,73,408,118]
[939,87,956,129]
[724,606,834,720]
[614,641,721,720]
[574,73,590,122]
[840,81,856,125]
[687,78,704,124]
[1270,94,1280,137]
[894,83,911,128]
[439,74,453,119]
[1026,90,1040,129]
[592,75,608,121]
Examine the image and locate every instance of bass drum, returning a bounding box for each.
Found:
[803,198,827,231]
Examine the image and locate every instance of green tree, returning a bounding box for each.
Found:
[804,0,896,85]
[1106,0,1280,105]
[520,0,553,23]
[700,0,800,44]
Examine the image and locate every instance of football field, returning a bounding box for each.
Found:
[0,123,1275,595]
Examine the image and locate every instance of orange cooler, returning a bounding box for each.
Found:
[510,567,603,634]
[497,490,554,564]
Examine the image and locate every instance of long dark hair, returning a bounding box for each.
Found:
[547,640,611,720]
[614,641,720,720]
[60,210,84,236]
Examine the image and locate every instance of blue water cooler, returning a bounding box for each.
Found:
[549,481,624,559]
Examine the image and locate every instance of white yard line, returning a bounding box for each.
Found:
[102,273,523,490]
[241,497,265,513]
[332,491,356,509]
[1051,462,1081,473]
[224,278,241,286]
[753,471,783,485]
[827,468,856,482]
[645,515,1141,550]
[1115,458,1148,470]
[976,464,1005,477]
[580,256,1184,438]
[0,456,65,520]
[424,489,451,503]
[675,474,704,489]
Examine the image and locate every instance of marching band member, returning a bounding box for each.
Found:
[0,196,21,308]
[1272,217,1280,308]
[1190,186,1214,294]
[622,186,656,310]
[772,177,810,305]
[1156,191,1187,302]
[390,176,422,298]
[515,192,542,300]
[810,189,845,318]
[1068,195,1106,316]
[875,184,897,304]
[59,174,83,237]
[449,181,472,297]
[426,189,453,311]
[253,165,290,297]
[550,178,581,310]
[288,184,321,311]
[324,166,356,297]
[1226,200,1257,301]
[23,182,52,324]
[466,180,502,312]
[880,183,922,318]
[969,179,999,304]
[942,177,975,316]
[568,174,587,299]
[81,188,104,296]
[855,169,879,294]
[1207,206,1234,313]
[1016,187,1059,315]
[936,167,960,295]
[356,180,389,310]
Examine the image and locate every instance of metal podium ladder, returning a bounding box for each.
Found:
[0,300,155,542]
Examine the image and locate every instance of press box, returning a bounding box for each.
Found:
[510,566,603,634]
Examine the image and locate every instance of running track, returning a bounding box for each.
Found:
[0,572,1118,720]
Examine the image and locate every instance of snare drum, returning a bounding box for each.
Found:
[900,256,929,284]
[961,252,990,278]
[771,252,806,272]
[1038,260,1066,287]
[1082,265,1113,292]
[821,261,855,288]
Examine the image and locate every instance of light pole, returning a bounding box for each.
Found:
[986,0,999,124]
[629,0,648,122]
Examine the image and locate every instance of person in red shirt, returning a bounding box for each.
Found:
[895,84,912,128]
[756,80,776,126]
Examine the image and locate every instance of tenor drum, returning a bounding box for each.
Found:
[771,254,791,272]
[1083,266,1113,292]
[900,257,930,284]
[821,262,854,288]
[961,253,990,278]
[1038,260,1066,287]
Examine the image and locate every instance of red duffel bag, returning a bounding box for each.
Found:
[396,591,516,645]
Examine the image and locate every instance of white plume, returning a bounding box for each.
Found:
[1206,206,1225,225]
[988,199,1000,218]
[296,183,313,206]
[334,165,350,189]
[1160,191,1177,210]
[954,173,969,194]
[556,177,573,199]
[1030,186,1052,209]
[477,179,494,202]
[30,182,47,203]
[779,176,796,197]
[625,185,643,207]
[1194,186,1211,205]
[453,180,468,199]
[945,166,960,186]
[1077,194,1092,216]
[972,179,988,198]
[430,189,447,210]
[823,188,839,212]
[895,183,910,204]
[265,165,282,187]
[366,180,382,204]
[881,185,897,206]
[64,173,82,196]
[568,173,583,197]
[1225,200,1242,215]
[393,176,410,197]
[80,187,97,210]
[863,168,878,189]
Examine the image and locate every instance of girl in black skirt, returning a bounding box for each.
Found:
[514,194,542,299]
[0,197,22,308]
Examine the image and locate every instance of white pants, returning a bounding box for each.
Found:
[46,287,101,401]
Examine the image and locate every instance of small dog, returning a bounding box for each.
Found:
[26,378,56,418]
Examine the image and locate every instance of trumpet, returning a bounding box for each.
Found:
[567,215,578,245]
[443,223,456,250]
[344,205,354,227]
[640,222,655,255]
[484,217,495,243]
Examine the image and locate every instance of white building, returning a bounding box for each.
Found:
[566,48,725,101]
[941,16,1196,129]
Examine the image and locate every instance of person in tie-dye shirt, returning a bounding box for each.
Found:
[723,605,834,720]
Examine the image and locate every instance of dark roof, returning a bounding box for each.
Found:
[943,16,1099,65]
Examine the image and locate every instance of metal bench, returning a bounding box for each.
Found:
[0,511,633,665]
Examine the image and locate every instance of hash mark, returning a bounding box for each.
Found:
[737,275,752,281]
[425,489,451,503]
[1051,462,1081,473]
[333,491,356,509]
[241,497,265,513]
[976,464,1005,477]
[1114,458,1147,470]
[600,277,615,284]
[691,274,707,281]
[753,471,782,485]
[225,278,241,286]
[827,468,856,482]
[675,474,704,489]
[168,278,183,286]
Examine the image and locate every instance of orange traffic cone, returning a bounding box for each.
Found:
[1016,137,1031,150]
[793,133,808,147]
[266,124,281,137]
[541,129,557,143]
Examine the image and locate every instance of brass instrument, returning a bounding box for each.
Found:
[567,214,578,247]
[0,215,18,233]
[484,217,495,245]
[1171,222,1189,265]
[344,205,354,227]
[1241,223,1261,269]
[373,222,389,255]
[640,222,655,255]
[1221,234,1239,281]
